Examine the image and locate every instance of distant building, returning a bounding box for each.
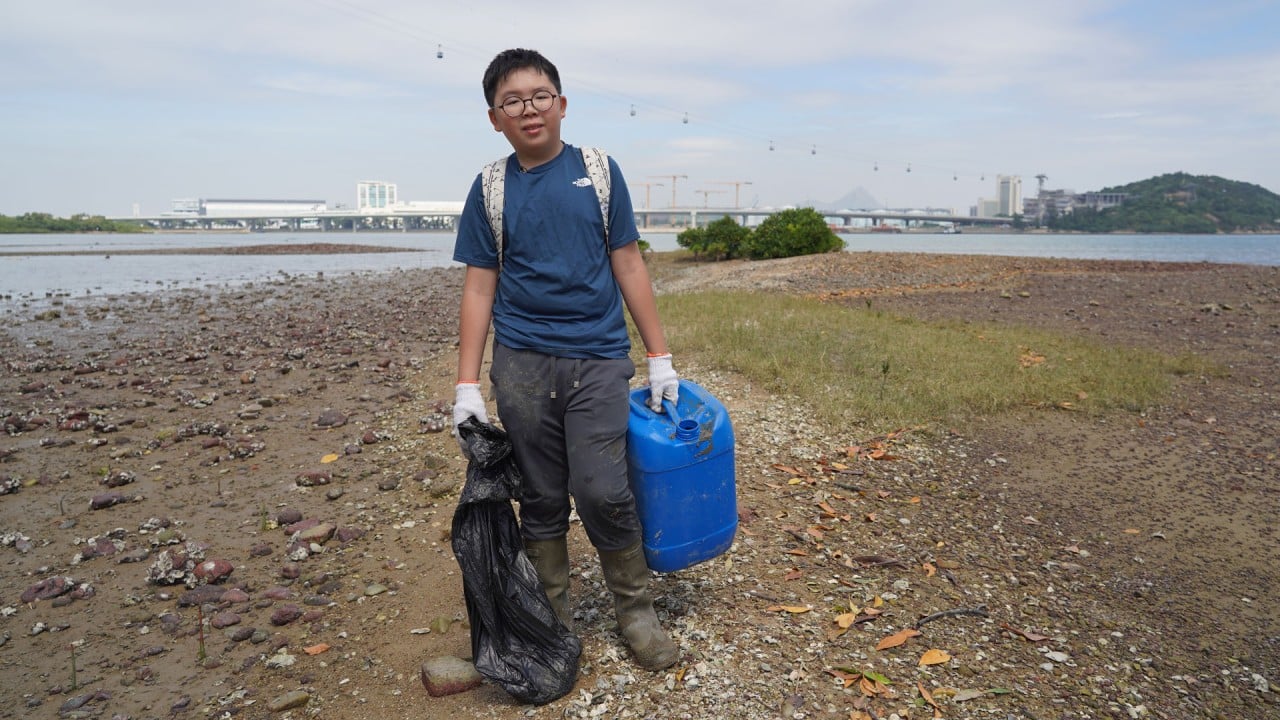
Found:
[1023,188,1129,221]
[166,198,326,217]
[997,175,1022,217]
[357,181,397,211]
[972,198,1001,218]
[1080,192,1129,210]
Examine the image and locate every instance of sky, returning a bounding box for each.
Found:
[3,0,1278,218]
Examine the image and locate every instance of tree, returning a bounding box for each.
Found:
[742,208,844,260]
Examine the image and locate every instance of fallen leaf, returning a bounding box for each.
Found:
[919,648,951,665]
[1123,528,1140,535]
[834,612,859,629]
[952,688,987,702]
[806,526,825,541]
[773,464,803,475]
[783,570,803,581]
[766,604,812,614]
[826,668,860,688]
[922,562,937,577]
[864,512,879,523]
[918,681,942,718]
[875,627,921,650]
[320,453,339,464]
[304,643,330,655]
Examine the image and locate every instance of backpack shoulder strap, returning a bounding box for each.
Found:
[480,156,508,268]
[579,146,611,248]
[480,148,613,274]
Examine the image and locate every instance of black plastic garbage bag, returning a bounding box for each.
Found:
[450,418,581,705]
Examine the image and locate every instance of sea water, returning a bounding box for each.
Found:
[1,231,1276,302]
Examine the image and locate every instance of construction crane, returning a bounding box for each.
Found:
[694,189,727,208]
[649,175,687,208]
[632,182,664,209]
[710,181,752,208]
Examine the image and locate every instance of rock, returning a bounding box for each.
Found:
[295,471,331,487]
[20,575,75,603]
[210,612,241,629]
[276,508,303,525]
[296,522,335,545]
[270,604,303,626]
[420,656,483,697]
[193,558,235,583]
[314,409,347,428]
[334,526,365,544]
[266,689,309,711]
[177,584,226,607]
[89,492,129,510]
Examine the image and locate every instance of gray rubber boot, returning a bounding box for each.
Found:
[524,537,573,629]
[598,542,679,670]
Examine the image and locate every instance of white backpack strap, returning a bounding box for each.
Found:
[580,146,611,248]
[480,156,508,270]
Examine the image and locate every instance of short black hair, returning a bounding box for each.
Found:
[482,48,562,107]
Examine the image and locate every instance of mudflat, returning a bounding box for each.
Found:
[1,251,1276,719]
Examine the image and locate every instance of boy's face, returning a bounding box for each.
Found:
[488,67,566,167]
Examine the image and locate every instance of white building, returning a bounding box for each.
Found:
[357,181,398,211]
[997,175,1023,217]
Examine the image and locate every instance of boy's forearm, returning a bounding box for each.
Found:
[612,244,669,355]
[457,267,497,382]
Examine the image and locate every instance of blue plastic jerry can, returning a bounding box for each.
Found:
[626,379,737,573]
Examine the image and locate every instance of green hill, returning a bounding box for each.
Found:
[1047,173,1280,233]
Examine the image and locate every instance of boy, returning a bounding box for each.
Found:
[451,48,680,671]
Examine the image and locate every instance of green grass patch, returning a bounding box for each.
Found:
[638,290,1214,433]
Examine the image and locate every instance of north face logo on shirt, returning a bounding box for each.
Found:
[573,177,593,187]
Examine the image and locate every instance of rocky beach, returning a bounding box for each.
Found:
[1,249,1277,719]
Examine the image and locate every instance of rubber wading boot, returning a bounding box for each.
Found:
[524,537,573,629]
[598,541,679,670]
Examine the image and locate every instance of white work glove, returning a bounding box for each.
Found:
[646,353,679,412]
[452,382,488,450]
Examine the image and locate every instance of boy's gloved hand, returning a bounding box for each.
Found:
[645,353,679,412]
[452,382,488,450]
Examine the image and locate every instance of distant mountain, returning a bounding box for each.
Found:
[1050,173,1280,233]
[805,187,881,212]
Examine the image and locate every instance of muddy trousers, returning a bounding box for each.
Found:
[490,344,642,552]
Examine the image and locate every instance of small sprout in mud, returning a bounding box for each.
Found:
[68,639,85,690]
[196,605,207,661]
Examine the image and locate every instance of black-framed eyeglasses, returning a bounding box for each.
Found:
[494,91,558,118]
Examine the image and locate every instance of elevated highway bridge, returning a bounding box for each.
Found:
[114,207,1006,232]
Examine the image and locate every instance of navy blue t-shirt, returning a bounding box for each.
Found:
[453,144,642,359]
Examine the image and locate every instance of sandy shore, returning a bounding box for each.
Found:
[2,252,1277,719]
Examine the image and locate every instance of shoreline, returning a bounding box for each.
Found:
[2,254,1277,718]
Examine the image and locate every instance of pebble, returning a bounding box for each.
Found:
[420,656,483,697]
[270,604,303,626]
[267,689,310,711]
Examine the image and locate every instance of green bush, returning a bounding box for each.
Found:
[676,226,708,257]
[742,207,844,260]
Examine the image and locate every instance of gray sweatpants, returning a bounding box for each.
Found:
[489,343,642,552]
